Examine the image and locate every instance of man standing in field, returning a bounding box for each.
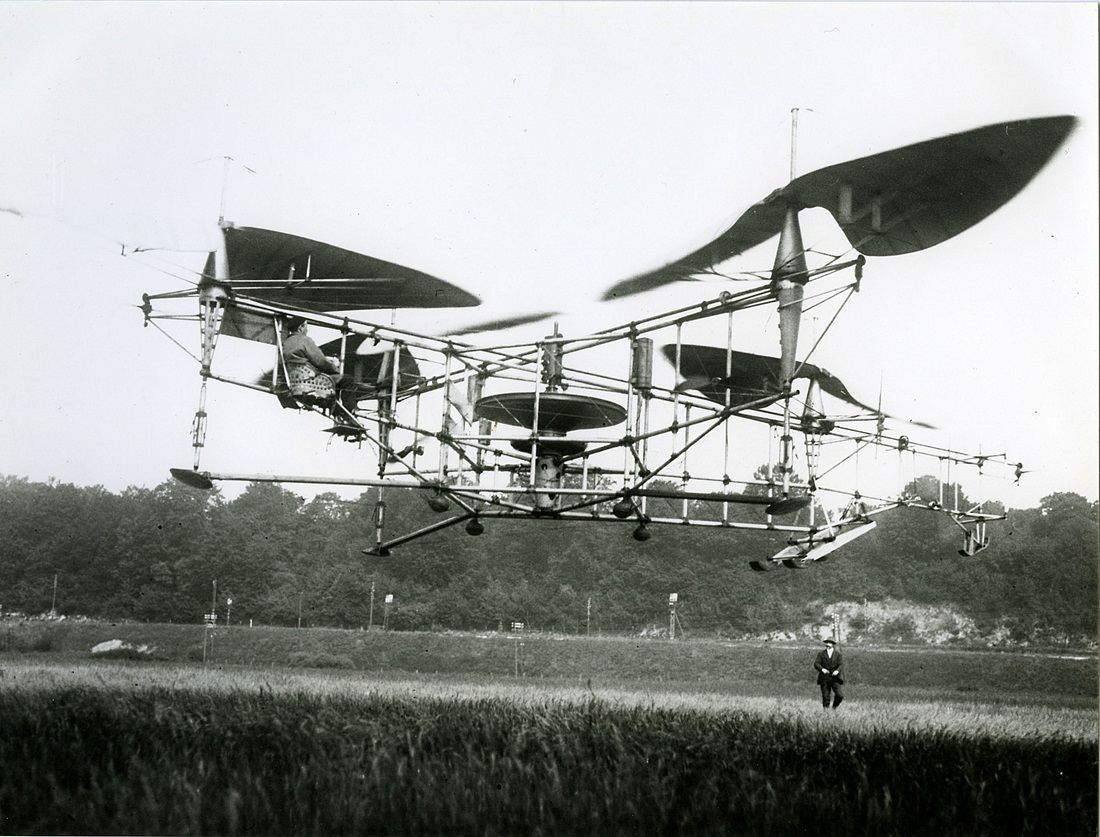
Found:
[814,637,844,709]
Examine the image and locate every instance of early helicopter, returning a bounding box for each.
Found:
[142,115,1074,566]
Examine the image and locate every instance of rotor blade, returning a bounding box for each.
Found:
[340,347,423,401]
[601,115,1075,300]
[784,114,1077,257]
[662,344,784,404]
[600,268,712,302]
[221,225,481,311]
[317,332,370,358]
[443,311,560,336]
[600,196,795,301]
[811,369,878,414]
[672,376,722,394]
[806,375,935,429]
[664,343,891,417]
[766,495,813,516]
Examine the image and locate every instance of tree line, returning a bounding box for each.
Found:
[0,473,1095,641]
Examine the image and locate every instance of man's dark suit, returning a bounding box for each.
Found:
[814,645,844,708]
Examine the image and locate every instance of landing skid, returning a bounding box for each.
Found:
[326,422,367,440]
[753,520,877,570]
[957,524,990,557]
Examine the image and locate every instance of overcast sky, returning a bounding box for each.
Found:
[1,1,1096,511]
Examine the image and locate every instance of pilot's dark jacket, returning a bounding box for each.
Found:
[283,332,339,375]
[814,647,844,685]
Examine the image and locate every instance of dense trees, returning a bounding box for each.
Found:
[0,473,1095,641]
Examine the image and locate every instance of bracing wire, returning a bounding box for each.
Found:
[146,317,202,364]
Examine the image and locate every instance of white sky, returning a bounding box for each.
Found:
[1,1,1096,511]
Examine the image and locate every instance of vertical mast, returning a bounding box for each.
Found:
[790,107,799,182]
[774,109,811,497]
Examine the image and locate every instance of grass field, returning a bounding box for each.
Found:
[0,622,1096,835]
[3,619,1096,701]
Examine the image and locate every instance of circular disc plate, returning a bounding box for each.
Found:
[475,392,626,434]
[510,438,590,457]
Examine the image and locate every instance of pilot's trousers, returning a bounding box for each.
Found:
[820,680,844,708]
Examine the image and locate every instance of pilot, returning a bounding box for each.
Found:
[281,316,343,404]
[814,636,845,709]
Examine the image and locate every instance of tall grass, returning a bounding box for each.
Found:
[0,663,1094,835]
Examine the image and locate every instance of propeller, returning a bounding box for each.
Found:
[601,116,1076,301]
[1013,463,1034,484]
[128,293,155,324]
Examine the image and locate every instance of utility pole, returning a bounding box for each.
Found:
[203,579,217,664]
[510,621,525,677]
[586,597,591,636]
[369,581,376,631]
[50,573,58,618]
[668,593,678,641]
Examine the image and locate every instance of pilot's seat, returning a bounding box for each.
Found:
[286,364,337,406]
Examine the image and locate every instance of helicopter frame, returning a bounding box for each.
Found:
[151,252,1008,563]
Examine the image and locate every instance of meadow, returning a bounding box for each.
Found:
[0,622,1095,835]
